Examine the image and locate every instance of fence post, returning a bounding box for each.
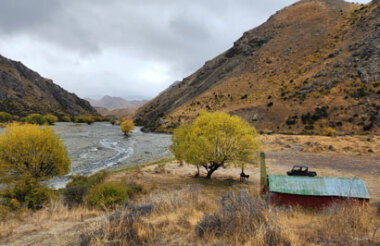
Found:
[260,152,268,194]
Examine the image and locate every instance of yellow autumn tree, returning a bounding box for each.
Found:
[120,120,135,136]
[0,123,70,181]
[169,111,260,179]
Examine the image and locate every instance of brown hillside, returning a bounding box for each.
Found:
[134,0,380,135]
[0,54,98,118]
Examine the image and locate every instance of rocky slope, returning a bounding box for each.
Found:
[0,54,98,118]
[134,0,380,135]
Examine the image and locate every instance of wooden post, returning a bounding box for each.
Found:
[260,152,268,194]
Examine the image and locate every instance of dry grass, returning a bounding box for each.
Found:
[82,184,379,246]
[261,134,380,156]
[0,199,103,245]
[1,160,379,245]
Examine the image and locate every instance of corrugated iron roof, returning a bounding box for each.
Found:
[268,175,370,199]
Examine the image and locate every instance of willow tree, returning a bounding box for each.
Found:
[0,123,70,181]
[169,111,260,179]
[120,120,135,136]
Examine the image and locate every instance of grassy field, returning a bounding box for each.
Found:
[1,157,379,245]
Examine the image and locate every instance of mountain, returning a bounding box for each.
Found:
[86,96,147,119]
[94,107,137,119]
[134,0,380,135]
[86,96,147,110]
[0,54,97,117]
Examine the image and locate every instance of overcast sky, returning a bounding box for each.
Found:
[0,0,371,100]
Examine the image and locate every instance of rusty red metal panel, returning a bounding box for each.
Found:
[268,192,369,209]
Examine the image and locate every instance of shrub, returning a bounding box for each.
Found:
[44,114,58,125]
[74,115,95,125]
[311,204,376,245]
[23,113,47,125]
[108,117,116,125]
[0,112,12,122]
[195,191,287,245]
[61,115,72,122]
[1,178,54,210]
[121,120,135,136]
[322,127,335,136]
[64,171,108,207]
[0,123,70,181]
[85,182,128,210]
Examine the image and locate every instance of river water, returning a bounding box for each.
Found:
[44,122,172,188]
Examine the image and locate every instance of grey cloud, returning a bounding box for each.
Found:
[0,0,372,99]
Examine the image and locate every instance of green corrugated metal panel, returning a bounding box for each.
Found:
[268,175,370,199]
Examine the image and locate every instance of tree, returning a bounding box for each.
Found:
[169,111,260,179]
[0,123,70,181]
[121,120,135,136]
[44,114,58,125]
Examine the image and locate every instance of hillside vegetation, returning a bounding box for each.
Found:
[135,0,380,135]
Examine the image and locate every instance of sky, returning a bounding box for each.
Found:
[0,0,372,100]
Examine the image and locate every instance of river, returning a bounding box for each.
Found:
[45,122,172,188]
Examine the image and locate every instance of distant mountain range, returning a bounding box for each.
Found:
[86,96,147,119]
[0,54,97,117]
[85,96,147,110]
[135,0,379,135]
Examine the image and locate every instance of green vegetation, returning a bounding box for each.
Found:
[85,182,128,210]
[121,119,135,136]
[74,115,95,125]
[0,112,12,122]
[61,115,72,122]
[44,114,58,125]
[169,111,260,178]
[22,113,47,125]
[64,171,145,210]
[1,178,54,210]
[64,171,109,207]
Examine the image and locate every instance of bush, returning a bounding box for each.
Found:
[195,191,287,245]
[1,178,54,210]
[0,112,12,122]
[64,171,108,207]
[85,182,128,210]
[44,114,58,125]
[322,127,335,136]
[0,123,70,181]
[23,113,47,125]
[61,115,72,122]
[108,117,116,125]
[74,115,95,125]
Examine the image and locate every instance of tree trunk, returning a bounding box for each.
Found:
[205,163,221,179]
[194,165,200,177]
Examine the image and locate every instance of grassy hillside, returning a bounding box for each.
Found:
[134,0,380,135]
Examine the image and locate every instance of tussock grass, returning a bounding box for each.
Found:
[82,184,379,246]
[0,199,102,241]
